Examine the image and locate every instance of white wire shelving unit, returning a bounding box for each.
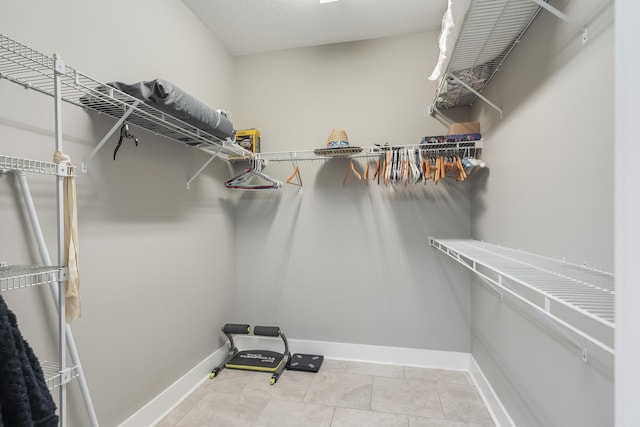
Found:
[0,265,67,292]
[1,34,100,426]
[0,266,80,390]
[42,361,80,391]
[2,33,483,188]
[430,0,587,117]
[0,33,250,173]
[430,238,614,361]
[1,154,73,177]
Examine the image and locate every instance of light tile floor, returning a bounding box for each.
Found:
[157,360,494,427]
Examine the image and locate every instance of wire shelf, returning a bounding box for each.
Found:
[0,33,248,158]
[244,140,483,162]
[0,265,67,292]
[41,361,79,390]
[430,238,614,356]
[432,0,542,110]
[0,155,73,176]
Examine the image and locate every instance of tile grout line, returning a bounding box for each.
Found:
[162,361,495,426]
[368,374,375,412]
[327,406,336,427]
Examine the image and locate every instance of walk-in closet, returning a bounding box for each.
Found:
[1,1,636,426]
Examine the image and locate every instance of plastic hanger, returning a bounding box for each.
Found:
[410,149,421,184]
[402,149,410,186]
[391,148,400,185]
[113,122,139,160]
[421,157,430,183]
[224,160,283,190]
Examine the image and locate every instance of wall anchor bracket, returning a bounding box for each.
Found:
[528,0,588,44]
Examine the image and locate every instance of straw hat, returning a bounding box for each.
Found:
[327,129,349,148]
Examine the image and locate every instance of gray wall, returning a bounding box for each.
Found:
[0,1,237,426]
[1,6,473,426]
[229,33,473,352]
[1,0,618,426]
[468,0,615,425]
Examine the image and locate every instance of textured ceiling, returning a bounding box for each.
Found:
[181,0,448,56]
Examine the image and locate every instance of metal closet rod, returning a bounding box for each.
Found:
[248,140,483,162]
[188,140,482,187]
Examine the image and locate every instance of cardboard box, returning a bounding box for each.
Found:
[447,122,480,135]
[235,128,261,153]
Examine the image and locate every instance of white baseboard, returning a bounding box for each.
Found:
[235,336,472,371]
[469,355,516,427]
[118,346,228,427]
[120,339,509,427]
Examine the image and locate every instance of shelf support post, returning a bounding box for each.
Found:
[447,74,503,118]
[14,171,100,426]
[81,100,140,173]
[528,0,588,44]
[53,53,68,427]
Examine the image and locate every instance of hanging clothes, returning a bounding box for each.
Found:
[0,295,58,427]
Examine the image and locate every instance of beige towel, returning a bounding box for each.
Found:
[53,150,81,323]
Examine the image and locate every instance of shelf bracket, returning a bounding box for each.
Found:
[528,0,588,44]
[447,74,503,118]
[536,300,590,363]
[430,237,504,301]
[59,366,73,385]
[186,146,223,189]
[81,100,140,173]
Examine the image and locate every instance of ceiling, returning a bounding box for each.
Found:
[181,0,448,56]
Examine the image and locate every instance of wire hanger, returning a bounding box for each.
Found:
[113,122,139,160]
[224,159,283,190]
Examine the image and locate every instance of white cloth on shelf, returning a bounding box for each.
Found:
[53,150,81,323]
[428,0,471,81]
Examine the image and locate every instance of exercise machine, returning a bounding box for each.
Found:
[210,323,291,385]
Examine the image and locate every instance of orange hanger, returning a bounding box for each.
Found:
[286,165,303,187]
[421,158,430,183]
[372,157,381,184]
[343,160,362,186]
[361,160,370,185]
[384,150,392,186]
[455,156,467,181]
[434,157,442,184]
[403,157,410,186]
